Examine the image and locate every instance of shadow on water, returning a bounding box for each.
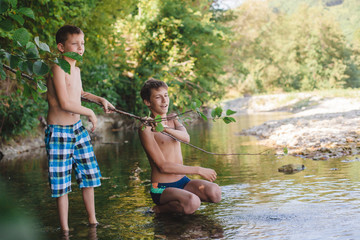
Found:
[2,112,360,239]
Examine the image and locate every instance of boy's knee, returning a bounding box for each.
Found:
[208,184,221,203]
[183,194,201,214]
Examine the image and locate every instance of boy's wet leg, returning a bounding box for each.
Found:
[82,187,98,225]
[57,194,69,231]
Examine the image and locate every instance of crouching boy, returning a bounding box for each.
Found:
[138,78,221,214]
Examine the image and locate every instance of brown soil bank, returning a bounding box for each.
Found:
[226,92,360,160]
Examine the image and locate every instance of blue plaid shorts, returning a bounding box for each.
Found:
[44,120,101,198]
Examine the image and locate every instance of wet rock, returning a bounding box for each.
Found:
[278,164,305,174]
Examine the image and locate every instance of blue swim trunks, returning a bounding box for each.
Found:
[150,176,191,205]
[44,120,101,198]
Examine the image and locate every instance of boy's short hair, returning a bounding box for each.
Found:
[56,25,84,44]
[140,78,168,101]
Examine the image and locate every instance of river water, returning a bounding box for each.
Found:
[1,113,360,239]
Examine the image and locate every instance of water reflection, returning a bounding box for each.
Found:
[2,113,360,239]
[152,214,224,239]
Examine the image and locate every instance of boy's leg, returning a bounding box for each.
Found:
[57,194,69,231]
[82,187,98,225]
[72,121,101,225]
[184,180,221,203]
[154,188,201,214]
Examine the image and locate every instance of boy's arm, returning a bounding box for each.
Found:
[162,116,190,143]
[81,91,115,113]
[139,126,217,182]
[52,65,97,130]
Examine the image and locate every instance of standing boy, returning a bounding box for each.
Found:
[45,25,114,231]
[138,79,221,214]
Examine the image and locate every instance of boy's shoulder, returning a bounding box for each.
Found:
[51,63,80,75]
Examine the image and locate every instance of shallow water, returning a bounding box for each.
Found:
[1,113,360,239]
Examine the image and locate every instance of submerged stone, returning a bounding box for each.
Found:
[278,164,305,174]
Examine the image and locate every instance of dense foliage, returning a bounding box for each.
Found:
[224,0,360,95]
[0,0,229,140]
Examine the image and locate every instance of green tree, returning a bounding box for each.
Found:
[114,0,229,114]
[225,0,360,94]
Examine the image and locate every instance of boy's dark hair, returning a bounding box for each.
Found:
[56,25,83,44]
[140,78,168,101]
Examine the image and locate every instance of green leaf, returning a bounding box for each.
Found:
[0,65,6,80]
[154,115,162,123]
[25,61,33,75]
[16,70,21,81]
[34,36,50,52]
[31,89,38,101]
[211,109,216,118]
[190,101,197,110]
[199,111,208,121]
[195,99,202,108]
[23,83,32,98]
[34,36,40,46]
[223,116,236,124]
[37,80,47,93]
[63,52,83,62]
[26,45,40,58]
[55,58,70,74]
[18,60,32,75]
[9,14,24,25]
[38,42,50,52]
[0,19,13,31]
[33,60,49,75]
[10,55,21,68]
[0,1,9,14]
[8,0,17,8]
[26,41,36,50]
[211,106,222,118]
[226,109,237,116]
[18,7,35,19]
[155,122,164,132]
[4,51,11,62]
[18,60,27,71]
[283,147,288,155]
[13,28,30,46]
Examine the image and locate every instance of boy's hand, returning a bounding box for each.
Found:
[142,116,158,132]
[198,167,217,182]
[88,111,97,132]
[100,98,115,113]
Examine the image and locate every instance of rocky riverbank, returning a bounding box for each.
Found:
[224,92,360,160]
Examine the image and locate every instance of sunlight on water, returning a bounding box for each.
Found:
[2,113,360,239]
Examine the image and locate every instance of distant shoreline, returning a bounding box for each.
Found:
[225,92,360,160]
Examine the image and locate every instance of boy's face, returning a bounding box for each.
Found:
[57,33,85,56]
[144,87,169,115]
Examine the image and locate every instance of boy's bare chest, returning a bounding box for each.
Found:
[65,72,82,94]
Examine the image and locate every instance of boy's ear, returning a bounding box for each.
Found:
[57,43,65,53]
[144,99,151,107]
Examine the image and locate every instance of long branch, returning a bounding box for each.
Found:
[3,64,33,81]
[83,97,270,156]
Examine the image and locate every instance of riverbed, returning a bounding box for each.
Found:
[1,112,360,239]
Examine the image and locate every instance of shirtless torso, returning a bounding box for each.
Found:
[47,64,82,125]
[145,118,186,183]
